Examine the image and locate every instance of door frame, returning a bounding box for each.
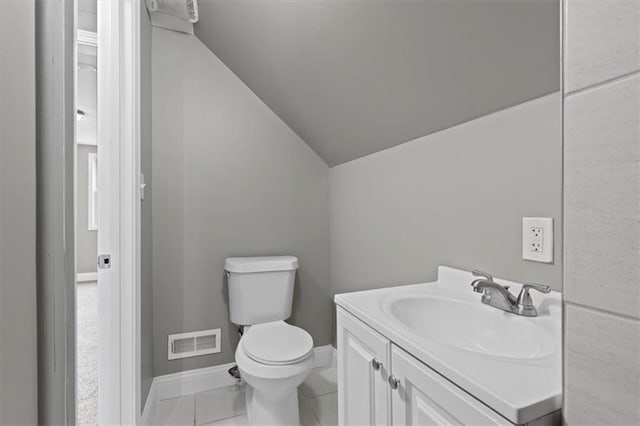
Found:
[96,0,141,424]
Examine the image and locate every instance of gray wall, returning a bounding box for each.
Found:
[140,1,155,409]
[76,30,98,274]
[77,145,98,273]
[331,93,563,295]
[0,1,38,423]
[563,0,640,423]
[194,0,560,166]
[152,27,331,375]
[35,0,76,423]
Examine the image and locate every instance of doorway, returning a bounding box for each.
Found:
[34,0,140,423]
[75,2,99,423]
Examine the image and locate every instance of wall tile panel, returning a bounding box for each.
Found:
[564,75,640,318]
[565,0,640,92]
[564,304,640,425]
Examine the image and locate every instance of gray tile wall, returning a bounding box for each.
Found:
[564,0,640,92]
[565,305,640,424]
[563,0,640,423]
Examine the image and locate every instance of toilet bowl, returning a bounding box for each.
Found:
[235,321,314,425]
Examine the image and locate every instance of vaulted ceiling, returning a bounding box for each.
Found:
[194,0,559,166]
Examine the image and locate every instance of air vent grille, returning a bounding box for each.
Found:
[173,337,195,354]
[168,328,220,360]
[196,334,216,351]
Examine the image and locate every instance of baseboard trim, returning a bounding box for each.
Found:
[141,344,336,423]
[311,344,336,369]
[77,272,97,283]
[155,361,238,401]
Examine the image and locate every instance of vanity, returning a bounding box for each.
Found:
[334,266,562,426]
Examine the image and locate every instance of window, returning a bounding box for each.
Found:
[88,152,98,231]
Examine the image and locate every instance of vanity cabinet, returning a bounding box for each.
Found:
[337,307,554,426]
[337,306,391,425]
[390,345,507,425]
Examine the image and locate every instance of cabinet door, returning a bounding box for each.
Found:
[390,345,510,426]
[337,307,391,426]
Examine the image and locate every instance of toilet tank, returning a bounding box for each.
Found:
[225,256,299,326]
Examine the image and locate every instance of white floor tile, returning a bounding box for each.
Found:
[300,367,338,399]
[202,414,248,426]
[151,383,337,426]
[202,393,319,426]
[298,390,320,426]
[307,393,338,426]
[196,385,246,425]
[150,395,195,426]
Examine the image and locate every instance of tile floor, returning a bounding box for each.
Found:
[149,365,338,426]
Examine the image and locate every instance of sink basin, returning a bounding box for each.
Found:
[383,295,555,359]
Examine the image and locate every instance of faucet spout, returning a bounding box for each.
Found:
[471,279,517,306]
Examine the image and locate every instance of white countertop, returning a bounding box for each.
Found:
[334,266,562,424]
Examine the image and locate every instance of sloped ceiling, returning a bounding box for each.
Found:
[194,0,559,166]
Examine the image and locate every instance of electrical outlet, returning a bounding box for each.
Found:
[523,218,553,263]
[529,227,543,252]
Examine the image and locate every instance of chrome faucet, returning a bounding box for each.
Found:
[470,270,550,317]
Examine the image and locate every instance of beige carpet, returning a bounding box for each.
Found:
[77,281,98,425]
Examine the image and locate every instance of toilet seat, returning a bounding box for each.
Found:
[242,321,313,366]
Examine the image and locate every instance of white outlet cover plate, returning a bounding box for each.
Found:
[522,217,554,263]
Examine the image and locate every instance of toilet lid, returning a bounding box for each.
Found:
[242,321,313,366]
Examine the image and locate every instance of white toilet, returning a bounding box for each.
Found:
[225,256,314,426]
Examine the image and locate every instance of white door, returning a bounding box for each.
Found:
[337,307,391,426]
[390,345,509,426]
[96,0,141,423]
[95,21,118,423]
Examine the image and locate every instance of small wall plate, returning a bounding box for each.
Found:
[522,217,553,263]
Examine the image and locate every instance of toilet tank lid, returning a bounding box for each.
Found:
[224,256,299,273]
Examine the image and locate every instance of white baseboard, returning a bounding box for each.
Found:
[77,272,97,283]
[155,361,239,401]
[141,344,336,424]
[311,344,336,369]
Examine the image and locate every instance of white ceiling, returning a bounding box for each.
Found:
[194,0,559,166]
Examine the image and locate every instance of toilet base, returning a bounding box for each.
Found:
[245,385,301,426]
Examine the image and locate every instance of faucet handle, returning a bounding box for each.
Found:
[516,283,551,313]
[521,283,551,294]
[472,270,494,282]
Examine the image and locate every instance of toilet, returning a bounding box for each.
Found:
[225,256,314,426]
